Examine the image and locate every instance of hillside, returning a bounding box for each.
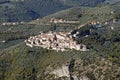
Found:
[0,1,120,80]
[0,18,120,80]
[32,5,119,25]
[60,0,106,6]
[0,2,40,22]
[0,0,113,22]
[0,0,70,22]
[22,0,70,17]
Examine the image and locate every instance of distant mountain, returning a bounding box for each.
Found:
[0,0,119,22]
[0,0,70,22]
[0,2,40,22]
[23,0,70,17]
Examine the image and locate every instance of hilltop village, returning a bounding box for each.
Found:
[24,17,116,52]
[25,31,89,51]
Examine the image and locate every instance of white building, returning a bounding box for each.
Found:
[25,32,89,51]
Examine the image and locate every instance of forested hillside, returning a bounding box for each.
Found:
[23,0,70,17]
[32,5,117,25]
[0,2,40,22]
[0,0,70,22]
[0,0,112,22]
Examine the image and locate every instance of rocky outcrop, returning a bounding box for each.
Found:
[44,57,120,80]
[50,66,70,78]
